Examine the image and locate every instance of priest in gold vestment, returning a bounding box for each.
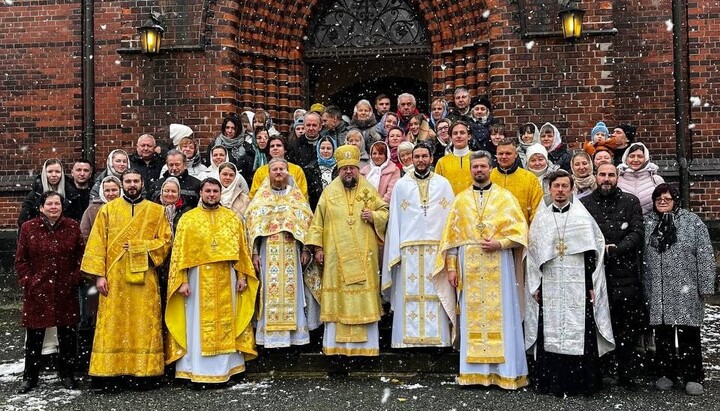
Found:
[306,145,389,357]
[433,151,529,389]
[81,170,172,384]
[246,158,318,348]
[165,178,258,384]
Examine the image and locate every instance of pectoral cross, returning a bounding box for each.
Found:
[420,200,429,216]
[476,222,487,232]
[556,239,568,257]
[356,188,376,208]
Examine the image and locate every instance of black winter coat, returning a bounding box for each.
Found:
[581,187,648,328]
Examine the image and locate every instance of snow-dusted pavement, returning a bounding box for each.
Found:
[0,304,718,410]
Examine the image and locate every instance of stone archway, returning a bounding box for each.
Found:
[303,0,432,113]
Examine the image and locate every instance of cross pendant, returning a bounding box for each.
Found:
[476,222,486,232]
[556,239,568,257]
[421,202,429,217]
[211,238,218,251]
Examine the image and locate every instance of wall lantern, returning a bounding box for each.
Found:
[138,12,165,55]
[559,2,585,42]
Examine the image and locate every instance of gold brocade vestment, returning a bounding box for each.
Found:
[81,198,172,377]
[306,177,389,344]
[245,182,314,331]
[165,206,258,364]
[433,186,528,364]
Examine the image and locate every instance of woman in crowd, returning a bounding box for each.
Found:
[538,122,571,171]
[254,109,281,137]
[159,177,191,234]
[15,191,84,393]
[432,118,452,167]
[525,143,559,195]
[18,158,82,227]
[209,115,255,176]
[618,142,665,215]
[376,112,399,139]
[592,146,614,169]
[205,145,229,180]
[80,176,121,241]
[643,184,716,396]
[397,141,415,175]
[250,126,270,177]
[217,163,250,220]
[429,98,448,131]
[406,114,436,144]
[90,149,128,200]
[360,141,400,203]
[346,129,370,170]
[517,122,540,167]
[238,111,255,143]
[349,99,382,148]
[386,126,405,170]
[571,151,596,199]
[174,136,208,179]
[307,136,338,210]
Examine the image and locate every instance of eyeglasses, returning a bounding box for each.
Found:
[655,197,674,203]
[437,126,449,131]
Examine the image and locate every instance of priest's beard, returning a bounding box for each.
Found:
[202,199,220,209]
[342,176,358,189]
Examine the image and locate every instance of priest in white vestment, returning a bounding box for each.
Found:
[382,143,455,348]
[525,170,615,396]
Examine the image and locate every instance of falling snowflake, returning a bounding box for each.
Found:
[688,123,696,129]
[100,24,107,30]
[665,20,673,31]
[690,96,702,107]
[114,60,121,65]
[525,41,535,50]
[482,10,490,19]
[4,0,14,5]
[380,388,391,404]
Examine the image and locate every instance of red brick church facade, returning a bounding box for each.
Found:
[1,0,719,229]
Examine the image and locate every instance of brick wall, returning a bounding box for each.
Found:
[1,0,719,229]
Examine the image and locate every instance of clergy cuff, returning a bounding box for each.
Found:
[498,239,516,249]
[446,255,458,271]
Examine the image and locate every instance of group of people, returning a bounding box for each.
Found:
[14,89,716,398]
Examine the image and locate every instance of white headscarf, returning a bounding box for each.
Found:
[169,124,194,147]
[366,141,391,190]
[105,149,129,179]
[218,162,242,207]
[40,158,66,197]
[98,175,122,204]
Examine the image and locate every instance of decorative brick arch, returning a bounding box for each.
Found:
[231,0,495,129]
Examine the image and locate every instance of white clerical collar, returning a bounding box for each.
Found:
[453,146,470,157]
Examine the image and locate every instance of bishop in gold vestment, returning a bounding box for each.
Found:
[165,179,257,383]
[306,145,389,356]
[81,190,172,378]
[433,151,529,388]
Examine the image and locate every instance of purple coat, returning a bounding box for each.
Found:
[15,216,83,328]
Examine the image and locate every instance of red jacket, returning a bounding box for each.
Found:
[15,216,84,328]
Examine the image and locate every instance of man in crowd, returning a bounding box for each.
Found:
[289,111,322,168]
[525,170,615,396]
[581,162,646,390]
[434,150,529,388]
[382,143,455,349]
[446,87,471,122]
[81,169,172,391]
[397,93,420,132]
[374,94,392,121]
[246,158,318,348]
[435,121,474,195]
[150,149,201,208]
[307,145,389,360]
[129,133,166,188]
[320,105,349,145]
[612,124,637,166]
[490,139,544,223]
[69,159,93,214]
[166,178,257,385]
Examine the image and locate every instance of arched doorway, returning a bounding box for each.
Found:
[304,0,432,114]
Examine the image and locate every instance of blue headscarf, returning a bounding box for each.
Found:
[316,136,337,168]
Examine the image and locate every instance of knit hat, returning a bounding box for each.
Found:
[590,121,609,140]
[615,124,637,143]
[335,145,360,168]
[310,103,326,114]
[293,117,304,130]
[470,96,492,111]
[169,124,194,147]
